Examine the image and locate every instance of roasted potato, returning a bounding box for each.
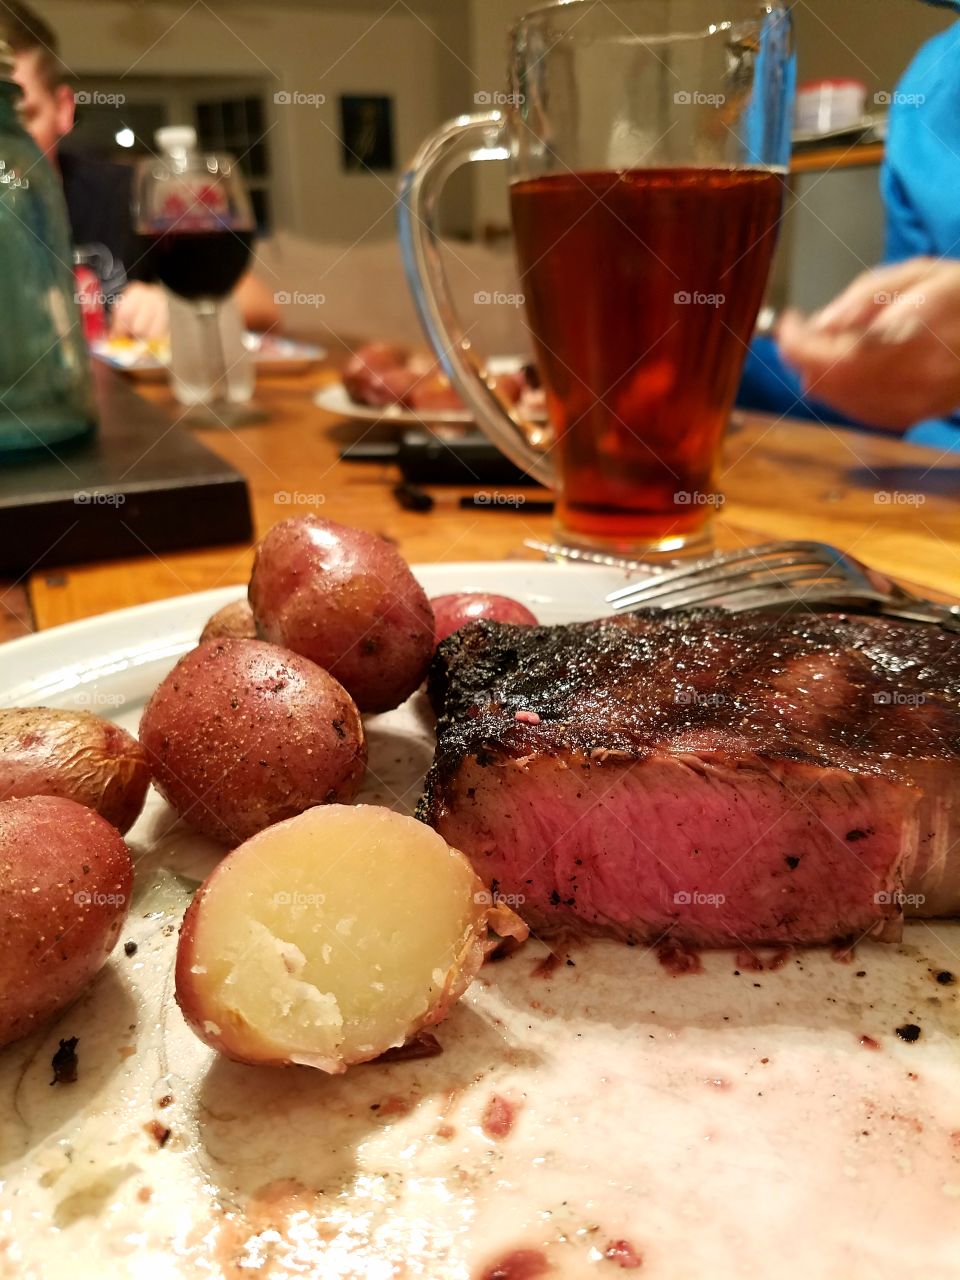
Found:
[175,804,527,1072]
[140,638,366,845]
[342,342,409,406]
[0,707,150,833]
[430,593,538,645]
[0,795,133,1047]
[199,600,258,644]
[248,516,435,713]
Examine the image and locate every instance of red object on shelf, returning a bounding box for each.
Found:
[73,264,107,342]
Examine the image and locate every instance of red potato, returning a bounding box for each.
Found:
[199,599,258,643]
[0,795,132,1047]
[491,370,526,405]
[408,373,465,413]
[175,804,528,1072]
[0,707,150,833]
[371,366,421,408]
[342,343,409,406]
[249,516,435,714]
[431,593,538,645]
[139,639,366,845]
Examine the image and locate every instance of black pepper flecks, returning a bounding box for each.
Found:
[895,1023,922,1042]
[124,940,138,957]
[935,970,955,986]
[50,1037,79,1085]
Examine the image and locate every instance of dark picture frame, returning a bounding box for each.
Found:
[339,94,395,172]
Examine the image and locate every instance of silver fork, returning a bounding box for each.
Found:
[604,540,960,632]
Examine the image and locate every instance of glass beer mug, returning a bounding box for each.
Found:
[400,0,795,553]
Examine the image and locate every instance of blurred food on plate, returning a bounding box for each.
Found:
[343,342,545,417]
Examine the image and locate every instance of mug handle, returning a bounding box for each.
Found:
[398,111,553,487]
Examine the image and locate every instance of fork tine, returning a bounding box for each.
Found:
[616,580,888,616]
[607,553,853,611]
[604,540,843,605]
[610,564,863,613]
[722,584,889,613]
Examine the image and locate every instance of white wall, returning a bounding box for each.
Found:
[468,0,956,233]
[35,0,473,242]
[33,0,957,245]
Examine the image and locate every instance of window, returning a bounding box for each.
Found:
[195,96,271,232]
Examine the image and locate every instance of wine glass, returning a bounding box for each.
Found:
[134,141,254,418]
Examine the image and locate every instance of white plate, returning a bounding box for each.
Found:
[314,379,474,425]
[314,355,542,428]
[1,563,958,1280]
[791,118,878,146]
[92,334,327,380]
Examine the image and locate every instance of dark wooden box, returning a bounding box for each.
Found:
[0,363,252,576]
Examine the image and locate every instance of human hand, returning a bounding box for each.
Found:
[110,282,170,343]
[777,257,960,430]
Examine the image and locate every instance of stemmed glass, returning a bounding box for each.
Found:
[134,145,254,421]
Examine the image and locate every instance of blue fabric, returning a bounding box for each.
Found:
[882,23,960,261]
[736,20,960,451]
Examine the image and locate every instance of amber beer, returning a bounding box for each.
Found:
[510,167,784,548]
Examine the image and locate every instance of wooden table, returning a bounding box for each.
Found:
[1,367,957,640]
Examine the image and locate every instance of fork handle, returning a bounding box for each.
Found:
[875,599,960,633]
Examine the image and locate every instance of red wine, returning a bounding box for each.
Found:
[510,168,783,547]
[142,229,253,301]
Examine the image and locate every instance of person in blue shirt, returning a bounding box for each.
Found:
[738,10,960,450]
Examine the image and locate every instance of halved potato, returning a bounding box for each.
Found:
[175,805,526,1072]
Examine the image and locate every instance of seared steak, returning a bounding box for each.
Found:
[420,612,960,948]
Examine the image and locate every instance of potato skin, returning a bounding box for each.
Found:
[199,600,258,644]
[248,516,435,714]
[140,639,367,844]
[430,593,538,645]
[0,707,151,834]
[0,795,133,1047]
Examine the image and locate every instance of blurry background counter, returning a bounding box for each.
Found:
[0,369,957,643]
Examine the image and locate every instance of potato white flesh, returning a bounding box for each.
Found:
[175,805,526,1072]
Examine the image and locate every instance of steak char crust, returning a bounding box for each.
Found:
[420,612,960,948]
